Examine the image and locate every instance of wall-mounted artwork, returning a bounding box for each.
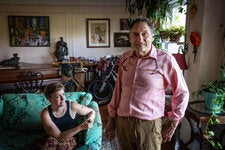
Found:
[8,16,50,47]
[120,18,129,30]
[86,18,110,48]
[114,32,131,47]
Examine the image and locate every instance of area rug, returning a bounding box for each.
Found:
[101,131,120,150]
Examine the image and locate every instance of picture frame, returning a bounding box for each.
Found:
[86,18,110,48]
[8,16,50,47]
[120,18,129,30]
[114,32,131,47]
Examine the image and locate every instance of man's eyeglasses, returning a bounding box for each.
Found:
[122,56,158,75]
[150,59,158,75]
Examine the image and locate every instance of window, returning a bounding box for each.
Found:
[160,2,187,54]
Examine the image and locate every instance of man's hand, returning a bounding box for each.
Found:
[105,116,116,141]
[162,119,179,143]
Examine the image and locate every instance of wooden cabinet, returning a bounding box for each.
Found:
[0,62,61,94]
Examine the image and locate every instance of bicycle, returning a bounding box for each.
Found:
[87,56,119,106]
[60,63,87,92]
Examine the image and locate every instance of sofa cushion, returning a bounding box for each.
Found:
[2,93,49,131]
[65,92,92,105]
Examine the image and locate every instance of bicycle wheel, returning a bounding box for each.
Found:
[88,80,113,105]
[63,80,77,92]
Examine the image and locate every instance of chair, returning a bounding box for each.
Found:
[18,71,43,93]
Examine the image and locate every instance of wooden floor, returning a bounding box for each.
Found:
[99,105,186,150]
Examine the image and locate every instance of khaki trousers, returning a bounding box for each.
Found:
[116,116,162,150]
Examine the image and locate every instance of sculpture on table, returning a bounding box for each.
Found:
[54,37,68,62]
[0,53,20,66]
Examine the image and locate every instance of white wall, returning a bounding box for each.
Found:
[186,0,225,95]
[0,4,128,64]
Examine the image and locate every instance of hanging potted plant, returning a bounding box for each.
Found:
[159,26,185,42]
[168,26,185,42]
[125,0,186,26]
[159,28,170,42]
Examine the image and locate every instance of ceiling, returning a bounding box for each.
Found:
[0,0,125,6]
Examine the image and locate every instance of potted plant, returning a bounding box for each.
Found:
[192,80,225,111]
[125,0,186,25]
[168,26,185,42]
[192,69,225,149]
[158,26,185,42]
[159,28,170,42]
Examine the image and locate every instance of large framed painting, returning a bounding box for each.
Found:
[86,18,110,48]
[8,16,50,47]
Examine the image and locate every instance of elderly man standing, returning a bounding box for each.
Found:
[105,18,189,150]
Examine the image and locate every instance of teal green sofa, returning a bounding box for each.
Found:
[0,92,102,150]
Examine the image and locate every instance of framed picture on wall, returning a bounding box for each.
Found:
[120,18,129,30]
[8,16,50,47]
[114,32,131,47]
[86,18,110,48]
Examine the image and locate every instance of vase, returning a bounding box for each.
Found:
[203,91,221,111]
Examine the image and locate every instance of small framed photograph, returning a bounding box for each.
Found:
[8,16,50,47]
[120,18,129,30]
[86,18,110,48]
[114,32,131,47]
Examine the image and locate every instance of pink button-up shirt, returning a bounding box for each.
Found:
[108,46,189,121]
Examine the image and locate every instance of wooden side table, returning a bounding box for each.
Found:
[183,101,225,149]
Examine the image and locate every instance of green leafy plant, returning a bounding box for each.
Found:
[203,114,223,149]
[192,80,225,102]
[159,26,185,42]
[125,0,187,25]
[192,68,225,149]
[159,28,170,41]
[168,26,185,42]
